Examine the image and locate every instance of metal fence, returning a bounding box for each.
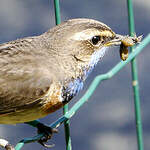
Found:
[14,0,150,150]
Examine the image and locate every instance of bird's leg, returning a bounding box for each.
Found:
[36,122,58,148]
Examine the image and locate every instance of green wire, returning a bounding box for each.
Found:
[54,0,61,24]
[53,0,72,150]
[127,0,144,150]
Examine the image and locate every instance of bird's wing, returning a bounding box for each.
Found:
[0,38,54,115]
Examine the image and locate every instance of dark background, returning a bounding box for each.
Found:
[0,0,150,150]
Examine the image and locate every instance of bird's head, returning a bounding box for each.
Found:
[44,18,141,79]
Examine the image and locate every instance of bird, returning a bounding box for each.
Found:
[0,18,140,148]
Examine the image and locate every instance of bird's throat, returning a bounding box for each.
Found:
[62,47,108,104]
[83,47,108,79]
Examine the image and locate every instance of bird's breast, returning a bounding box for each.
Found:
[61,78,84,103]
[41,83,64,114]
[42,47,108,114]
[42,79,84,114]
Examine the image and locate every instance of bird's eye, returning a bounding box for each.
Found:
[91,36,100,45]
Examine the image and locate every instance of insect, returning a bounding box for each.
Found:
[120,34,142,61]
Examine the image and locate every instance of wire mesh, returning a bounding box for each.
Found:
[14,0,150,149]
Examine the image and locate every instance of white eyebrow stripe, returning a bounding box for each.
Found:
[71,29,113,41]
[71,29,101,41]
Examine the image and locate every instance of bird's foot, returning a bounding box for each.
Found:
[5,144,15,150]
[0,139,15,150]
[37,123,58,148]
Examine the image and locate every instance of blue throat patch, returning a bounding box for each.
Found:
[83,47,107,79]
[62,47,107,103]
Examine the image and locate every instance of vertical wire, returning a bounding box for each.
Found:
[53,0,72,150]
[127,0,144,150]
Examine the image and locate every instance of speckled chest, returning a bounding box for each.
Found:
[42,47,107,114]
[42,79,84,114]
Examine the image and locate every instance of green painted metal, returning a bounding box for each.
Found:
[54,0,61,24]
[15,34,150,150]
[53,0,72,150]
[63,104,72,150]
[127,0,144,150]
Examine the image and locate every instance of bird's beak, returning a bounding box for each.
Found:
[104,34,142,61]
[104,34,124,46]
[104,34,142,47]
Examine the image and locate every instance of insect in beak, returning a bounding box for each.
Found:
[104,34,142,61]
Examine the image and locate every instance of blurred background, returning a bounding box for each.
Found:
[0,0,149,150]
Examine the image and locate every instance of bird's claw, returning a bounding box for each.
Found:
[5,144,15,150]
[37,123,58,148]
[38,139,55,148]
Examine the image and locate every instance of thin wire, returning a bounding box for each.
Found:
[127,0,144,150]
[53,0,72,150]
